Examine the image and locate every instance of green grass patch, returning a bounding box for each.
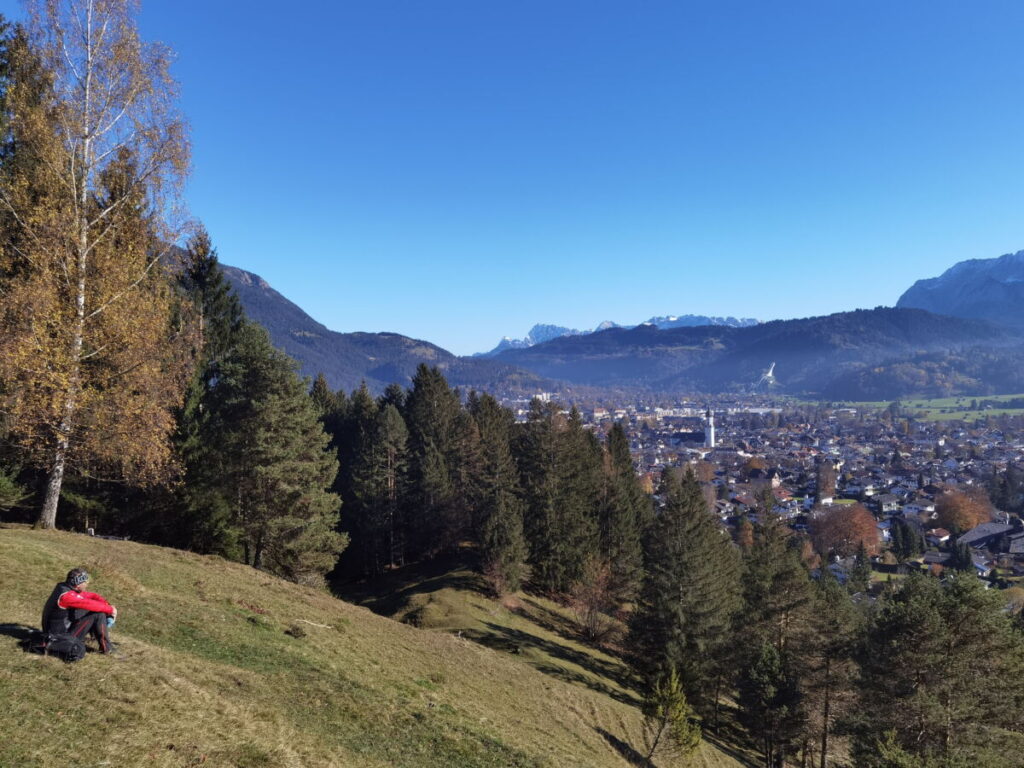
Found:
[0,526,751,768]
[821,393,1024,423]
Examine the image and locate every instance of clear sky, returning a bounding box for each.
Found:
[4,1,1024,355]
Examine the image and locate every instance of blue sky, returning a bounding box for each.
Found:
[5,1,1024,355]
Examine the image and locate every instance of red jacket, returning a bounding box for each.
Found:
[57,587,114,615]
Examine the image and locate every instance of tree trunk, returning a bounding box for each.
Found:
[37,237,87,528]
[712,671,723,734]
[820,659,831,768]
[37,439,69,528]
[645,717,666,763]
[253,533,264,569]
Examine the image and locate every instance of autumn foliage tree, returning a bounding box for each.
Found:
[0,0,191,528]
[810,503,880,558]
[935,487,993,534]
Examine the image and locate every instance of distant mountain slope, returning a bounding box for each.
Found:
[222,265,546,394]
[492,307,1019,397]
[644,314,759,330]
[480,323,589,356]
[897,250,1024,328]
[478,315,758,356]
[220,262,1021,400]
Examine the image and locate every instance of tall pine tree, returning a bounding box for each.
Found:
[630,467,742,719]
[201,322,346,585]
[742,512,814,654]
[470,392,528,593]
[737,511,815,763]
[513,401,600,593]
[598,422,648,603]
[795,570,862,768]
[403,365,462,557]
[174,228,245,554]
[350,403,409,575]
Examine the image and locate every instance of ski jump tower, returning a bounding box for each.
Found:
[704,407,716,449]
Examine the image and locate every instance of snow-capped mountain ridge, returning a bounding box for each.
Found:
[477,315,759,356]
[897,249,1024,328]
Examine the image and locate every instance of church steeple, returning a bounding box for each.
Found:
[704,407,715,449]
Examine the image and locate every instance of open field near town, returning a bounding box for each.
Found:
[829,393,1024,422]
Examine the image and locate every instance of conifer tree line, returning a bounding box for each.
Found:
[311,368,650,604]
[630,473,1024,768]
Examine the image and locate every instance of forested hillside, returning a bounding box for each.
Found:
[491,307,1021,397]
[223,264,549,395]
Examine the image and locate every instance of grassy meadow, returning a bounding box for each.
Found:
[0,526,753,768]
[831,393,1024,422]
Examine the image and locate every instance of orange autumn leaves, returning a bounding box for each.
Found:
[935,488,993,533]
[810,503,880,558]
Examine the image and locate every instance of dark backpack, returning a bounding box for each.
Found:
[22,630,86,663]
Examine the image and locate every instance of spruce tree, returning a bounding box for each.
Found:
[174,228,245,554]
[737,642,803,768]
[403,365,462,557]
[350,403,409,575]
[849,542,873,593]
[378,382,406,412]
[641,667,702,764]
[450,410,485,540]
[514,401,600,593]
[890,518,907,563]
[470,392,528,593]
[599,422,648,602]
[179,227,243,365]
[891,518,923,564]
[336,382,378,502]
[743,512,815,653]
[309,372,338,417]
[796,570,862,768]
[853,574,1024,766]
[951,541,975,572]
[203,322,346,585]
[332,382,378,574]
[630,467,742,718]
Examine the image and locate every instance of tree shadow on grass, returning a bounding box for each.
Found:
[702,729,760,768]
[465,621,642,706]
[332,554,487,617]
[594,727,650,767]
[0,623,35,642]
[595,725,760,768]
[518,596,586,640]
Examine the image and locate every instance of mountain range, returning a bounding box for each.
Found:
[222,266,549,395]
[223,250,1024,400]
[486,308,1018,397]
[897,249,1024,328]
[479,315,760,356]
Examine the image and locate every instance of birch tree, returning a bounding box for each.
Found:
[0,0,190,528]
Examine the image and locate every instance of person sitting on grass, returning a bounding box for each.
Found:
[41,568,117,654]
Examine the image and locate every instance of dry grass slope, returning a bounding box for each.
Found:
[0,527,750,768]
